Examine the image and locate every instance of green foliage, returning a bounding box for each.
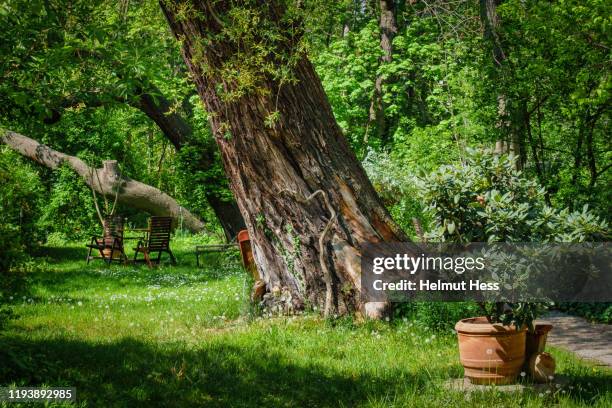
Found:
[557,302,612,324]
[417,149,608,329]
[362,149,426,237]
[419,149,608,243]
[0,147,44,269]
[0,147,41,329]
[394,302,481,332]
[38,164,99,241]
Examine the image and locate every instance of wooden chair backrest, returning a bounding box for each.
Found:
[102,216,124,247]
[146,216,173,251]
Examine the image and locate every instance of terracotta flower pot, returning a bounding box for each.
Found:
[455,317,527,385]
[525,323,553,361]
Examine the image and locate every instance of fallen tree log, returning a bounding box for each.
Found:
[2,130,205,233]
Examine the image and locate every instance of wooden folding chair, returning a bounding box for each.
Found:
[133,216,177,267]
[86,216,127,265]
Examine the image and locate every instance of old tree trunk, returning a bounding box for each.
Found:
[161,0,407,316]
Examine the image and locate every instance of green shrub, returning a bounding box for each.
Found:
[418,148,608,243]
[394,302,481,332]
[417,148,608,328]
[556,302,612,324]
[37,164,99,241]
[0,148,42,328]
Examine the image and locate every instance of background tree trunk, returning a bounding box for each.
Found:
[369,0,398,144]
[161,0,407,316]
[2,130,205,233]
[480,0,523,167]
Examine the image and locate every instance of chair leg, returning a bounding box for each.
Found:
[86,246,93,264]
[118,247,127,264]
[143,250,153,269]
[168,249,177,265]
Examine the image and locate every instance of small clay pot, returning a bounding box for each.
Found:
[455,317,527,385]
[529,352,556,383]
[525,323,553,370]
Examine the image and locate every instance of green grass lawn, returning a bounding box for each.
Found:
[1,236,610,407]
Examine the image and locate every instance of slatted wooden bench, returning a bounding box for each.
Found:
[195,243,239,267]
[133,216,176,268]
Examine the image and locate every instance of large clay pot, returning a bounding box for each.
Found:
[455,317,526,385]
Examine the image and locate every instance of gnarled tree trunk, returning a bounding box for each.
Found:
[161,0,407,316]
[2,130,205,233]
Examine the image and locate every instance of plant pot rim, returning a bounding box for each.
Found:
[455,316,526,334]
[532,323,553,334]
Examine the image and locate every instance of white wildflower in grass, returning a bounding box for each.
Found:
[538,393,544,397]
[385,317,390,322]
[520,371,526,377]
[546,390,551,394]
[549,375,554,380]
[78,301,83,306]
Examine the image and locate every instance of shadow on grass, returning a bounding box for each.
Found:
[1,334,610,408]
[1,335,428,408]
[32,245,89,264]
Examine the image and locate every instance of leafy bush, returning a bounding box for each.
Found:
[417,148,608,328]
[0,148,44,267]
[362,149,426,236]
[37,164,99,241]
[419,148,608,243]
[0,148,42,328]
[556,302,612,324]
[394,302,481,332]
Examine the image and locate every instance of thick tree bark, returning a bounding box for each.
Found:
[2,130,205,233]
[161,0,407,316]
[369,0,398,144]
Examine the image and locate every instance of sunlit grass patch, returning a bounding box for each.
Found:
[1,237,610,407]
